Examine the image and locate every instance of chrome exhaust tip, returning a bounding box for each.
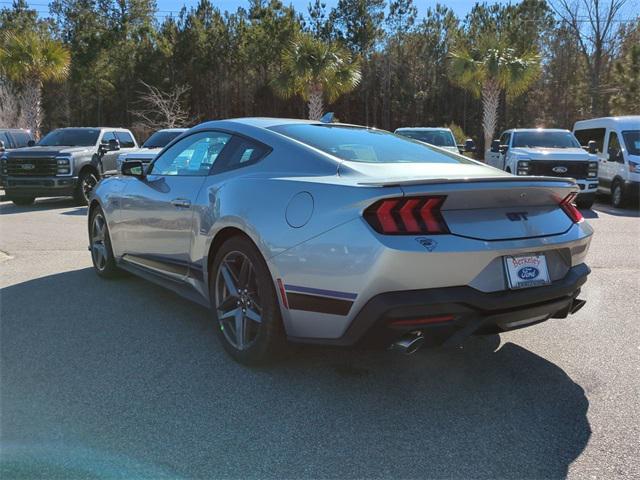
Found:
[571,298,587,314]
[390,332,425,355]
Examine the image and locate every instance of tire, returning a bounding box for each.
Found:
[89,206,119,278]
[611,180,626,209]
[210,236,286,365]
[575,193,595,209]
[10,197,35,206]
[74,169,99,205]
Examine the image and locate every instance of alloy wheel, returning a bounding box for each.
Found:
[91,213,108,271]
[215,251,263,350]
[82,173,98,201]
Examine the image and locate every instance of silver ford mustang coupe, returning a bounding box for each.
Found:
[88,118,592,364]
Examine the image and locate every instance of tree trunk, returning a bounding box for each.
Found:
[22,78,43,139]
[307,86,324,120]
[481,78,500,160]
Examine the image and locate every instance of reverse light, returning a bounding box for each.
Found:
[364,196,449,235]
[560,193,584,223]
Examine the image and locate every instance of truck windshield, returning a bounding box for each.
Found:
[39,129,100,147]
[269,124,473,164]
[142,130,185,148]
[397,130,456,147]
[512,131,580,149]
[622,131,640,156]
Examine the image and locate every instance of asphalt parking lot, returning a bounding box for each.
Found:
[1,196,639,479]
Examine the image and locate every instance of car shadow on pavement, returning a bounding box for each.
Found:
[0,197,84,215]
[1,268,591,480]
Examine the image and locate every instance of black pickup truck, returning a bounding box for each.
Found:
[0,127,138,205]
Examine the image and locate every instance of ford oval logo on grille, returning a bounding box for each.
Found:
[20,163,35,170]
[552,166,568,174]
[518,267,540,280]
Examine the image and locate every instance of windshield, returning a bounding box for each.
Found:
[622,130,640,156]
[397,130,456,147]
[39,129,100,147]
[142,130,185,148]
[269,124,473,164]
[512,131,580,149]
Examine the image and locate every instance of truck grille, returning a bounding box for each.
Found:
[7,157,58,176]
[528,161,589,179]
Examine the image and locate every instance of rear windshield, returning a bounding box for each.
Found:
[142,130,184,148]
[512,131,580,148]
[39,129,100,147]
[269,124,473,164]
[622,130,640,156]
[396,130,456,147]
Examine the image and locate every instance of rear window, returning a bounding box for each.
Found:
[397,130,456,147]
[269,124,473,164]
[142,130,184,148]
[115,131,136,148]
[512,131,580,149]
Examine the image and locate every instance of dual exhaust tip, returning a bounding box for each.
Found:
[390,332,425,355]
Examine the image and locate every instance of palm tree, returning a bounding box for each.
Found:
[272,34,361,120]
[0,30,70,137]
[448,41,540,157]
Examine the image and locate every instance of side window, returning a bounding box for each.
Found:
[101,131,116,145]
[608,132,622,162]
[500,132,511,147]
[115,131,135,148]
[150,131,231,176]
[0,132,11,148]
[214,136,270,173]
[574,128,605,152]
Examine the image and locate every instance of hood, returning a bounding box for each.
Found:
[339,160,510,185]
[510,147,593,160]
[7,145,93,157]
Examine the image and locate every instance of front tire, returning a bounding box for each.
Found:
[75,169,99,205]
[10,197,35,206]
[611,180,626,208]
[210,236,286,365]
[575,193,595,209]
[89,207,119,278]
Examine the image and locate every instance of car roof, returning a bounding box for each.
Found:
[574,116,640,127]
[505,128,571,133]
[157,128,188,132]
[395,127,452,132]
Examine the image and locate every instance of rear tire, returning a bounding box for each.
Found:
[611,180,626,209]
[89,206,119,278]
[210,236,286,365]
[10,197,35,206]
[75,169,99,205]
[575,193,595,209]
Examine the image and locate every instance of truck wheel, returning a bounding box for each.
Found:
[75,170,99,205]
[575,193,595,209]
[611,180,626,209]
[10,197,35,206]
[210,235,286,365]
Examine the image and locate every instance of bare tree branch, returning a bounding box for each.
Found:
[131,81,192,131]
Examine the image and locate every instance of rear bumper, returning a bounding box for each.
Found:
[289,263,590,347]
[1,176,78,197]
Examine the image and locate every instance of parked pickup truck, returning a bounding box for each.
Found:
[486,128,599,208]
[0,128,34,188]
[114,128,187,174]
[0,127,137,206]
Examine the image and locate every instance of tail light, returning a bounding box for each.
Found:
[560,193,583,223]
[364,196,449,235]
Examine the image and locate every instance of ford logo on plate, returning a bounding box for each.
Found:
[20,163,35,170]
[552,166,568,174]
[518,266,540,280]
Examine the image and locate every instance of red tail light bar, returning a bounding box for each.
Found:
[560,193,584,223]
[364,196,449,235]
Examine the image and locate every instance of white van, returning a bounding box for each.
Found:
[395,127,464,154]
[573,116,640,208]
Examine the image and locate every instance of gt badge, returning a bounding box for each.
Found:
[416,237,437,252]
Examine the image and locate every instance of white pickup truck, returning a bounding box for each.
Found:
[486,128,599,208]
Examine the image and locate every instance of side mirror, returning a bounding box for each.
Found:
[121,160,145,178]
[27,139,36,147]
[464,138,475,152]
[587,140,597,154]
[0,140,5,152]
[499,144,509,154]
[490,139,500,153]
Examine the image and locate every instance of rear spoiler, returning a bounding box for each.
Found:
[357,176,578,188]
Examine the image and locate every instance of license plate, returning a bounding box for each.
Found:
[503,254,551,289]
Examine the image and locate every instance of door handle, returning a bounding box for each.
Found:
[171,198,191,208]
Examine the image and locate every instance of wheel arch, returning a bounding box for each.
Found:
[204,227,266,287]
